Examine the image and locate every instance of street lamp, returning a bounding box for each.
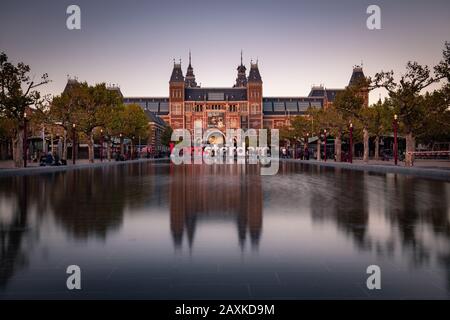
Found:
[349,122,353,164]
[131,136,135,160]
[393,114,398,165]
[23,112,28,168]
[324,129,327,162]
[119,133,123,158]
[100,129,104,162]
[72,123,76,165]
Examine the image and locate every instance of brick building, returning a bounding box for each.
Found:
[123,54,368,142]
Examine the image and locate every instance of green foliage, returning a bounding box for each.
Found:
[161,126,173,147]
[364,99,394,138]
[0,51,50,122]
[370,42,450,136]
[121,104,149,139]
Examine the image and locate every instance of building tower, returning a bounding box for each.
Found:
[169,60,185,130]
[234,50,247,88]
[349,65,369,107]
[185,51,198,88]
[247,60,263,129]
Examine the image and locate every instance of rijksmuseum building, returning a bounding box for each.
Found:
[122,54,367,136]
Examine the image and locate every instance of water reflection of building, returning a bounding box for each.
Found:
[169,164,263,250]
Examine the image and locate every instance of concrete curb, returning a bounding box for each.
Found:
[282,159,450,181]
[0,158,169,178]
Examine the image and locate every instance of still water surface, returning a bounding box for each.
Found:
[0,161,449,299]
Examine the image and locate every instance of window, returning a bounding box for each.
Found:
[250,104,260,114]
[195,104,203,112]
[172,104,182,115]
[229,104,237,112]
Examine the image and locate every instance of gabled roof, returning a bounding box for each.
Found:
[144,110,166,126]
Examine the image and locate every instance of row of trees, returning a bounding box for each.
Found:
[281,42,450,166]
[0,50,152,167]
[35,81,150,163]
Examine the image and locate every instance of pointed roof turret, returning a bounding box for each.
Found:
[234,50,248,87]
[170,59,184,83]
[247,60,262,83]
[349,65,366,86]
[185,50,198,87]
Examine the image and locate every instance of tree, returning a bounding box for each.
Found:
[316,106,348,162]
[371,42,450,166]
[333,83,370,162]
[306,107,328,160]
[121,104,149,157]
[0,52,50,167]
[74,83,122,163]
[415,84,450,147]
[161,126,173,147]
[49,82,86,160]
[364,99,393,160]
[104,103,148,158]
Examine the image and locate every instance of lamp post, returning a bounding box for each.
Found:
[72,123,76,165]
[393,114,398,165]
[305,132,309,149]
[324,129,327,162]
[131,136,135,160]
[349,122,353,163]
[138,135,141,159]
[23,112,28,168]
[119,133,123,158]
[100,129,104,162]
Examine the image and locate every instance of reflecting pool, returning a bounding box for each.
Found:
[0,161,449,299]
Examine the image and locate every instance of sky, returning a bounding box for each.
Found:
[1,0,449,103]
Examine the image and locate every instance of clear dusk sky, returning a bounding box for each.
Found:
[1,0,449,103]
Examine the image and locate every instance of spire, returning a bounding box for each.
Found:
[234,50,247,87]
[185,50,198,87]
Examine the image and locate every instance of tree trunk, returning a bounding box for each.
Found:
[316,138,321,161]
[120,137,124,156]
[363,127,369,163]
[88,131,95,163]
[335,134,342,162]
[63,129,68,160]
[13,128,24,168]
[50,133,54,155]
[374,136,380,161]
[107,140,111,161]
[131,140,134,160]
[405,131,415,167]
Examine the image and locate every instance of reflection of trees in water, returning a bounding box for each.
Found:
[385,177,450,289]
[49,163,163,239]
[309,166,371,250]
[169,164,263,251]
[0,177,29,288]
[0,162,165,288]
[303,162,450,291]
